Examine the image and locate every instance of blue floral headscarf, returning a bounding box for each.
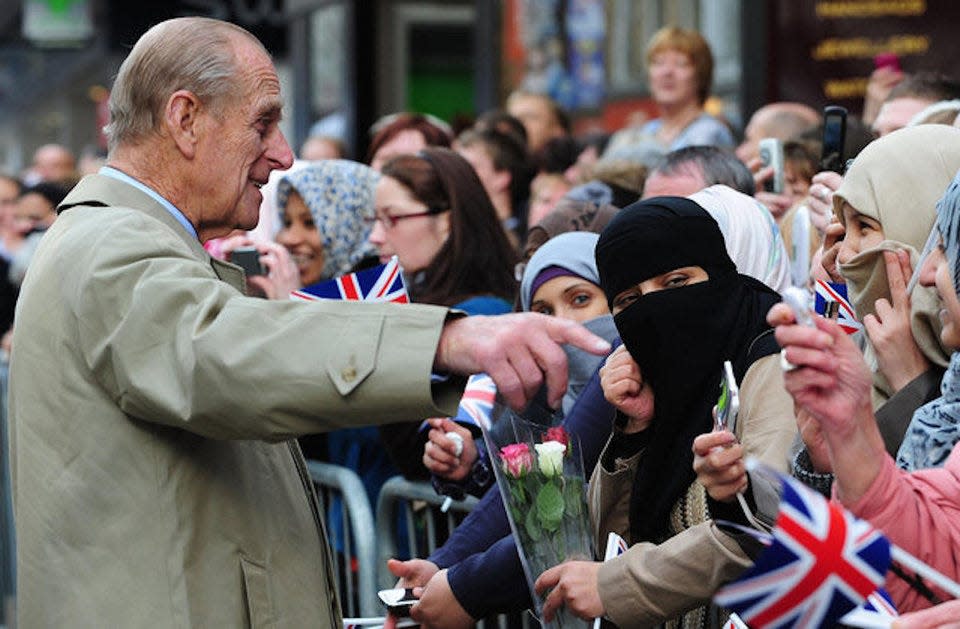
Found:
[897,169,960,471]
[276,160,379,280]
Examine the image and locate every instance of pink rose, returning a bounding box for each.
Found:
[500,443,534,478]
[543,426,569,447]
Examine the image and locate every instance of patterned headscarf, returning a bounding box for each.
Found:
[897,169,960,471]
[276,160,379,280]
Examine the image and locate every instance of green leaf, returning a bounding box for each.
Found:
[524,505,543,542]
[536,481,565,528]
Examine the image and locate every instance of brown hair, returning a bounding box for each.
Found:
[381,148,517,307]
[646,26,714,105]
[366,113,453,165]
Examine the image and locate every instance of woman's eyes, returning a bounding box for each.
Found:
[663,274,689,288]
[570,292,592,307]
[613,292,639,310]
[531,304,554,316]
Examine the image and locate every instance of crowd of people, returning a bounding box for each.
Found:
[7,15,960,629]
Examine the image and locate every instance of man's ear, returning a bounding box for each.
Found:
[164,90,203,159]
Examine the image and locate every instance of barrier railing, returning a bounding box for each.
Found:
[374,476,479,591]
[376,477,533,629]
[306,460,380,619]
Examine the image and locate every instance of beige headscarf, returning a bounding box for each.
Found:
[834,125,960,402]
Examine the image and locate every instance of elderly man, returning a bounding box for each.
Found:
[8,17,608,627]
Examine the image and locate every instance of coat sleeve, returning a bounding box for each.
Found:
[845,445,960,613]
[596,355,798,627]
[64,210,461,440]
[597,521,752,626]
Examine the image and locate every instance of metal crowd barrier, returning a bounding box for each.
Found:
[374,476,479,590]
[0,363,14,628]
[306,460,380,618]
[375,477,533,629]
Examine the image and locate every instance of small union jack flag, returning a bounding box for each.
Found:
[813,280,861,335]
[838,588,898,626]
[291,256,408,304]
[454,373,496,431]
[714,472,891,628]
[594,532,630,629]
[601,531,628,561]
[421,373,497,434]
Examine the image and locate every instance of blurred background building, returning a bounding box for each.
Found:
[0,0,958,173]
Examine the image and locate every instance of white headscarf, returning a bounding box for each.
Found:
[688,184,792,293]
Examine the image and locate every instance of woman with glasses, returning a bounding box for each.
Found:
[370,147,519,479]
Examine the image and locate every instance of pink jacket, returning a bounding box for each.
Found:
[845,443,960,612]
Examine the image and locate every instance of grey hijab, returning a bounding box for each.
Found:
[897,170,960,471]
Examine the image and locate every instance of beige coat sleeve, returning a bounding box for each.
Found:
[65,208,461,441]
[596,355,798,627]
[598,521,752,627]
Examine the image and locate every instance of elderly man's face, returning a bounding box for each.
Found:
[194,38,293,238]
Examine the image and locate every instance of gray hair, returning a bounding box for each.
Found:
[652,145,755,196]
[104,17,264,152]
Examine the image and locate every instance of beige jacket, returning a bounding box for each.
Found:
[8,174,462,628]
[588,355,796,628]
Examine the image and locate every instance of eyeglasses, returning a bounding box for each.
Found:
[364,207,447,229]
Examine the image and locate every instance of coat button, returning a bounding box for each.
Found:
[341,366,357,382]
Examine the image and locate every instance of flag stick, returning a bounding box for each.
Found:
[891,544,960,599]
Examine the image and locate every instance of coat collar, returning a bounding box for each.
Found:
[59,173,247,292]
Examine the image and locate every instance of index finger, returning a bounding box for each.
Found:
[883,250,909,308]
[693,430,736,455]
[547,317,612,356]
[534,564,562,595]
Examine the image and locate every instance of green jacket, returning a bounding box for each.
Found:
[9,174,461,627]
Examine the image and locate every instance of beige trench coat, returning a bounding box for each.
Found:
[8,174,462,627]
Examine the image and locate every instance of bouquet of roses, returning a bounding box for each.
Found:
[484,411,593,628]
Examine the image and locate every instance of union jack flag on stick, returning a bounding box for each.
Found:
[291,255,408,304]
[715,465,960,628]
[813,280,861,335]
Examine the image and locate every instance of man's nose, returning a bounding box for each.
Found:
[268,130,295,171]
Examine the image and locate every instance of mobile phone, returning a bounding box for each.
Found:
[715,361,740,434]
[378,588,418,617]
[874,52,902,73]
[758,138,785,194]
[820,106,848,174]
[783,286,815,327]
[229,246,265,276]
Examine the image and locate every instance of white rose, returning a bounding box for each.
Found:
[535,441,566,477]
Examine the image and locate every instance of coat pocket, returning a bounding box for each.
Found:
[240,556,275,627]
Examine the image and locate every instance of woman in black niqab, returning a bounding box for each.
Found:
[595,195,782,545]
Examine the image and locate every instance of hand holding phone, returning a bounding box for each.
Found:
[229,246,265,277]
[715,361,740,434]
[379,587,418,617]
[820,106,848,174]
[758,138,785,194]
[873,52,902,73]
[782,286,815,327]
